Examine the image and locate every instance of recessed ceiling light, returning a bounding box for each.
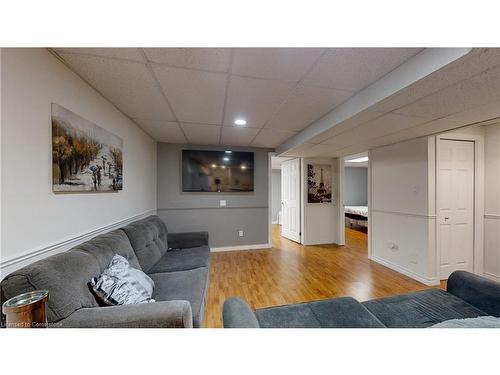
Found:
[225,150,232,154]
[223,157,230,162]
[221,165,227,169]
[347,156,369,163]
[234,119,247,126]
[241,165,247,170]
[211,164,217,168]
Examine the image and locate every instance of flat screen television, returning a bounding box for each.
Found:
[182,150,254,192]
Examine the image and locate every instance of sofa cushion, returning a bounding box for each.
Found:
[1,250,101,322]
[447,270,500,317]
[150,268,209,328]
[148,246,210,274]
[73,229,141,271]
[122,216,168,272]
[430,316,500,328]
[90,255,155,306]
[255,297,385,328]
[1,229,140,323]
[362,289,488,328]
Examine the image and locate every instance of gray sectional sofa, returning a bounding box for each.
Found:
[1,216,210,328]
[223,271,500,328]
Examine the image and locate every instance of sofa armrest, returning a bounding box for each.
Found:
[447,271,500,317]
[56,300,193,328]
[168,231,209,249]
[223,297,260,328]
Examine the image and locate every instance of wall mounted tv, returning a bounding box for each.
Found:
[182,150,254,192]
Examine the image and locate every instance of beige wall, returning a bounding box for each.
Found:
[1,49,157,276]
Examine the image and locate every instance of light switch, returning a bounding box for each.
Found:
[219,200,227,207]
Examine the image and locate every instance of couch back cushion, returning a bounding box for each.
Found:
[121,216,168,272]
[0,229,139,323]
[1,250,100,323]
[73,229,142,271]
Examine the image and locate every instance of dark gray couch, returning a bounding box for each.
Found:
[1,216,210,328]
[223,271,500,328]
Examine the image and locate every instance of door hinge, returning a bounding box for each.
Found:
[299,232,302,236]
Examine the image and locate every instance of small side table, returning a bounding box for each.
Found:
[2,290,49,328]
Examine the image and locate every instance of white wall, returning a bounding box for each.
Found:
[370,137,438,285]
[484,122,500,281]
[1,49,157,276]
[301,157,341,245]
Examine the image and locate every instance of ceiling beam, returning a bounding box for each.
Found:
[275,47,472,155]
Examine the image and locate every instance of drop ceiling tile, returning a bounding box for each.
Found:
[394,64,500,119]
[280,142,316,157]
[362,118,464,151]
[223,76,294,127]
[59,53,175,120]
[181,123,221,145]
[133,119,186,143]
[143,48,231,73]
[307,110,383,144]
[266,85,353,132]
[446,100,500,125]
[280,142,341,158]
[372,48,500,113]
[54,48,143,62]
[220,127,260,146]
[302,48,422,92]
[321,113,427,145]
[335,144,371,157]
[153,64,227,124]
[251,129,297,148]
[232,48,325,82]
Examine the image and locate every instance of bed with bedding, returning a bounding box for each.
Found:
[344,205,368,227]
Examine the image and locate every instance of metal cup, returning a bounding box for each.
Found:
[2,290,49,328]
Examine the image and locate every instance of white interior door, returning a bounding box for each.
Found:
[281,158,301,243]
[437,139,475,279]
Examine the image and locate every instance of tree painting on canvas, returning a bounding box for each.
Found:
[52,103,123,193]
[307,164,332,203]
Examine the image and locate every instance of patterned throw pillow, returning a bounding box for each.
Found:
[89,254,155,306]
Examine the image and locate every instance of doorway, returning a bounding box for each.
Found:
[343,153,369,249]
[436,138,475,279]
[270,156,301,244]
[281,158,301,243]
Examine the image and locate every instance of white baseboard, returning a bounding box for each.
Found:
[302,240,337,246]
[369,255,440,286]
[0,209,157,279]
[211,243,272,252]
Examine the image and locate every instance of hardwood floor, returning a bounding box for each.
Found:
[204,225,444,328]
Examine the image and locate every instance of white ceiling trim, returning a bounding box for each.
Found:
[275,48,473,155]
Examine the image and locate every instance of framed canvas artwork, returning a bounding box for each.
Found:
[307,163,332,203]
[52,103,123,193]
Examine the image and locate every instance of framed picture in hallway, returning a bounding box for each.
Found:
[51,103,123,193]
[307,163,332,203]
